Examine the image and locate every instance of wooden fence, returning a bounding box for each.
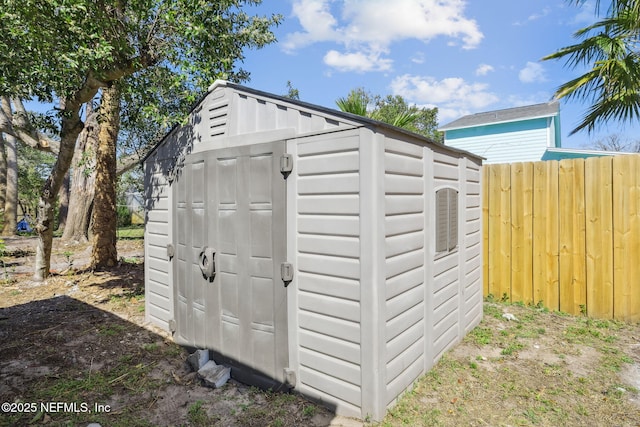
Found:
[482,155,640,321]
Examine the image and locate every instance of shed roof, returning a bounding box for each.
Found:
[143,80,483,163]
[439,101,559,131]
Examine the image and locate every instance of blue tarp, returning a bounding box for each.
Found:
[17,218,32,232]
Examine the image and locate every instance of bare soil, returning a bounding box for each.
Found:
[0,237,337,427]
[1,236,639,426]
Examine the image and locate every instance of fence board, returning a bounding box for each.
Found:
[558,159,586,315]
[612,155,640,321]
[510,163,533,304]
[487,164,511,299]
[483,154,640,321]
[585,157,614,319]
[532,161,559,310]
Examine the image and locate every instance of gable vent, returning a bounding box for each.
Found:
[209,102,228,138]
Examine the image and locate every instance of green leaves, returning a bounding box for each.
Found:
[543,0,640,134]
[336,88,442,141]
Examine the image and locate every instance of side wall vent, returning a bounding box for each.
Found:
[209,102,229,138]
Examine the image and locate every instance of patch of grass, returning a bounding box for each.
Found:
[117,226,144,240]
[379,301,640,427]
[187,400,217,426]
[483,303,503,319]
[302,405,316,418]
[141,342,159,352]
[466,326,493,345]
[97,323,126,336]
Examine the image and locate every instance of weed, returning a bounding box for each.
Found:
[575,404,589,416]
[187,400,210,426]
[98,324,126,336]
[523,407,541,424]
[62,250,74,269]
[501,341,525,356]
[302,405,316,418]
[484,304,503,319]
[142,343,158,352]
[467,327,492,345]
[501,292,510,303]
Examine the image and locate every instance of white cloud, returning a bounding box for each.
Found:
[411,52,426,64]
[519,61,547,83]
[390,74,499,123]
[284,0,483,72]
[392,74,498,108]
[513,7,551,26]
[323,50,393,72]
[475,64,494,76]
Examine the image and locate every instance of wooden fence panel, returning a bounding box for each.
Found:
[558,159,586,315]
[532,161,559,310]
[487,164,511,299]
[612,155,640,321]
[585,157,614,319]
[483,155,640,321]
[510,162,533,304]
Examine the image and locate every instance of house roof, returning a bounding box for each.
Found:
[439,101,559,131]
[143,80,484,163]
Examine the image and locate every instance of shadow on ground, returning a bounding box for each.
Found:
[0,266,336,427]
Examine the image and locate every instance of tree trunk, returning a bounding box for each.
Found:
[61,105,98,242]
[90,84,120,268]
[33,98,86,281]
[0,134,7,215]
[2,132,18,236]
[56,170,70,232]
[1,98,18,236]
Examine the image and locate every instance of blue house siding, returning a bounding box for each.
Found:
[445,117,553,164]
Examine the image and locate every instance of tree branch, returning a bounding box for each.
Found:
[0,97,60,155]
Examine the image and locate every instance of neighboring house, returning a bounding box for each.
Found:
[440,101,628,164]
[439,101,561,164]
[124,192,144,225]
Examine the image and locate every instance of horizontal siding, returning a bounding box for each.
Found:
[294,133,362,413]
[445,122,549,164]
[143,158,173,330]
[383,139,426,403]
[463,157,483,332]
[431,149,462,363]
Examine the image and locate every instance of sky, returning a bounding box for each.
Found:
[237,0,636,150]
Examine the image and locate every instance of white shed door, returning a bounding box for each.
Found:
[173,142,288,387]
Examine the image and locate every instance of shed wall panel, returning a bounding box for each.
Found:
[290,131,362,415]
[382,138,426,404]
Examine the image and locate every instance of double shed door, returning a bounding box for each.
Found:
[173,142,288,385]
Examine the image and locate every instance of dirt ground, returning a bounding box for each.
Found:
[1,236,639,426]
[0,237,339,427]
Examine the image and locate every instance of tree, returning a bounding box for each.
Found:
[17,142,55,220]
[543,0,640,134]
[0,0,281,280]
[284,81,300,100]
[91,83,120,268]
[1,98,18,236]
[336,88,442,141]
[591,133,640,152]
[62,104,99,242]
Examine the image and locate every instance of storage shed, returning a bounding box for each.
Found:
[143,80,483,421]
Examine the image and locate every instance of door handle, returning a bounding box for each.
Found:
[198,246,216,281]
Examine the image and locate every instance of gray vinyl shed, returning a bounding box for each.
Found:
[143,80,483,421]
